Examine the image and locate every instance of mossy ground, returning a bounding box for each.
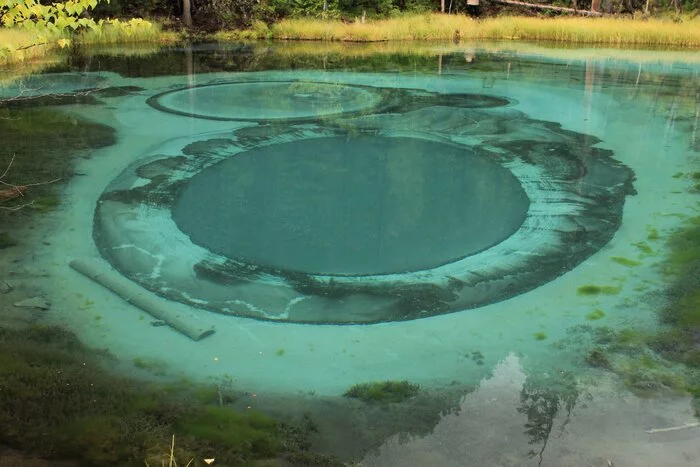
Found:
[0,324,339,466]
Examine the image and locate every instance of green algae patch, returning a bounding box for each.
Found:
[646,227,660,241]
[611,256,642,267]
[634,241,655,255]
[533,332,548,341]
[576,284,622,296]
[585,309,606,321]
[662,216,700,276]
[344,380,419,403]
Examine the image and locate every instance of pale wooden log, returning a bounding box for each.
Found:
[70,259,215,341]
[645,422,700,434]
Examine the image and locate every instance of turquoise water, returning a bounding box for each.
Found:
[1,43,699,465]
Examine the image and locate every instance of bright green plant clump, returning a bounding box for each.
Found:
[533,332,548,341]
[611,256,642,267]
[576,284,622,296]
[585,309,606,321]
[344,380,419,403]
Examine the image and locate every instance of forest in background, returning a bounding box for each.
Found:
[96,0,700,31]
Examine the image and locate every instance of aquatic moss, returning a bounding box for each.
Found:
[132,357,167,376]
[0,232,17,248]
[578,326,692,395]
[585,309,606,321]
[647,227,660,241]
[30,195,60,212]
[662,216,700,276]
[610,256,642,267]
[470,350,485,365]
[175,406,280,458]
[584,348,611,369]
[664,289,700,328]
[617,354,688,395]
[576,284,621,296]
[344,380,419,403]
[0,108,115,225]
[0,324,336,466]
[634,241,654,255]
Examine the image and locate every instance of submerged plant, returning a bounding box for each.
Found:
[610,256,642,267]
[585,309,606,321]
[576,284,622,296]
[0,232,17,248]
[343,380,419,403]
[0,324,338,466]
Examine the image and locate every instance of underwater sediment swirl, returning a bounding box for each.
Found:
[95,83,635,324]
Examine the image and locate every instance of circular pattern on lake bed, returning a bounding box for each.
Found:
[172,136,530,276]
[94,102,635,324]
[146,81,385,121]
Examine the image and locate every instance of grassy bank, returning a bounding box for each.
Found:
[0,29,62,67]
[254,14,700,46]
[1,20,177,68]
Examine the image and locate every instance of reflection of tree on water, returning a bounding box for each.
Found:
[518,372,581,467]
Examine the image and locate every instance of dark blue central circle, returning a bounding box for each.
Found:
[172,136,530,276]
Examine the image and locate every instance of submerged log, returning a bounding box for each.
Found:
[70,259,215,341]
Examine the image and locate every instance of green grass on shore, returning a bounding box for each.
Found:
[0,29,63,67]
[240,14,700,47]
[1,19,177,68]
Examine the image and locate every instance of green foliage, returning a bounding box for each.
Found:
[339,0,397,17]
[0,0,156,61]
[344,380,419,403]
